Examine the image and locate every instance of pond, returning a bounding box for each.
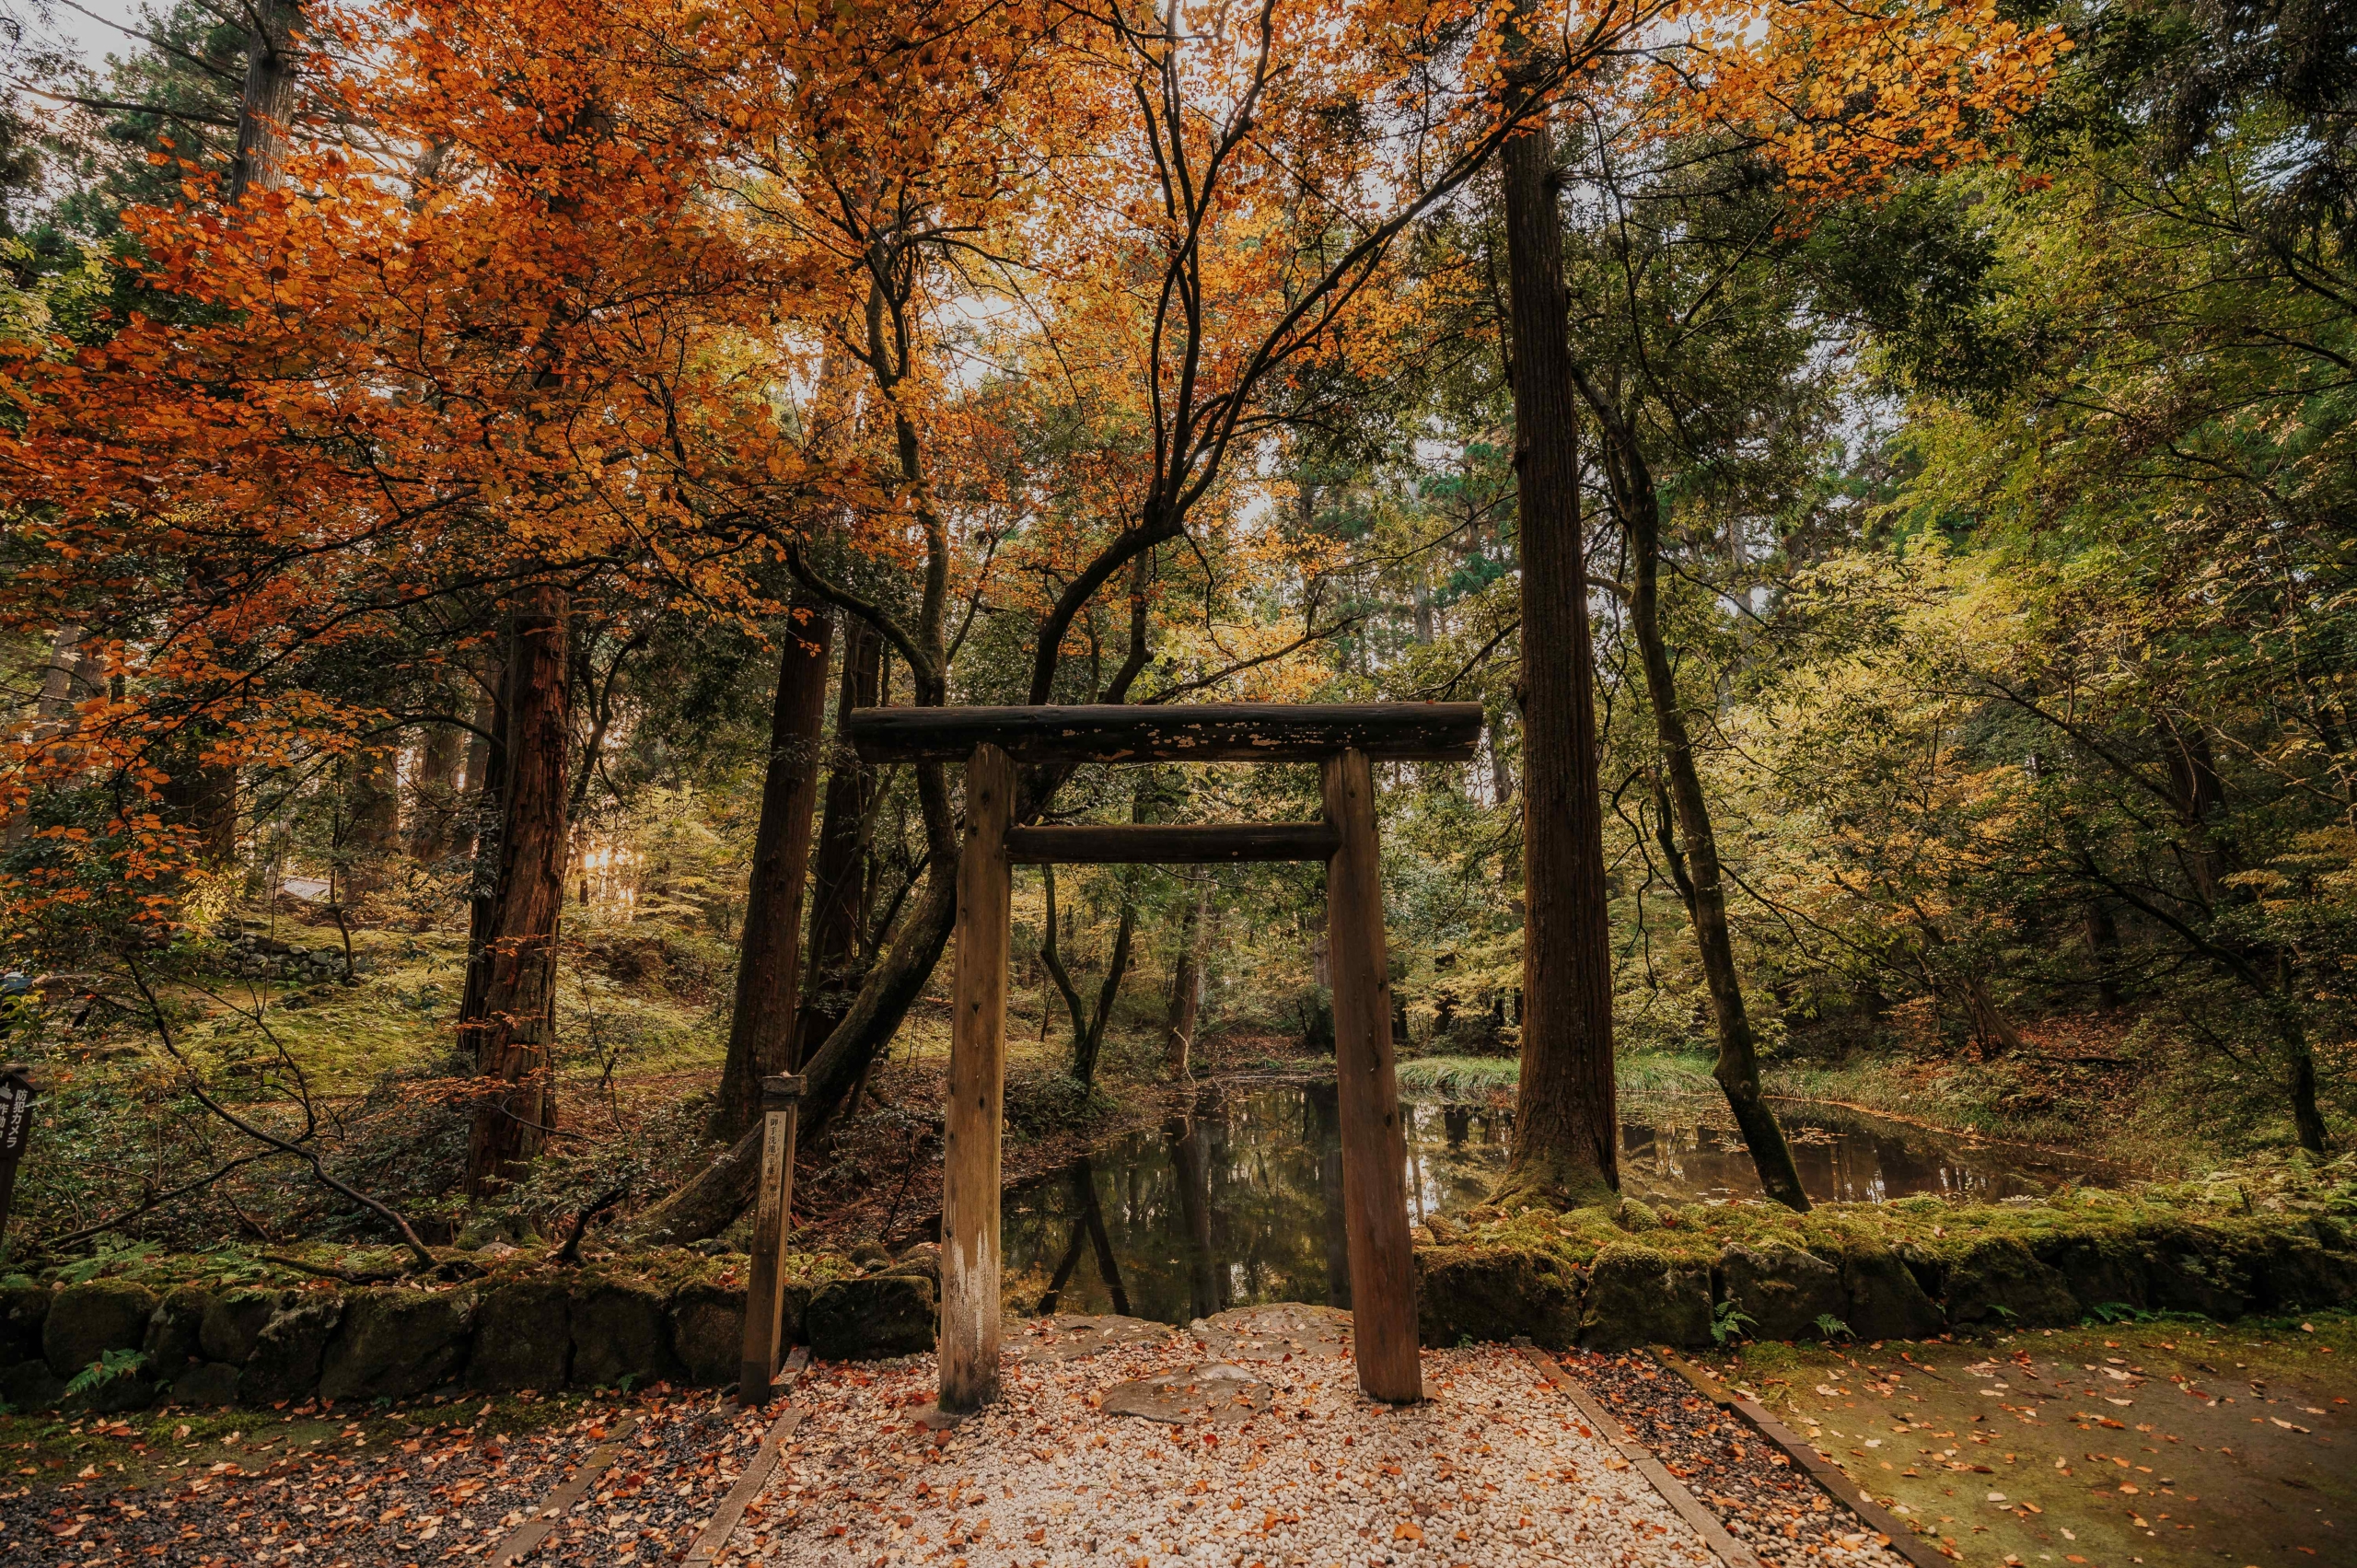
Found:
[999,1081,2119,1326]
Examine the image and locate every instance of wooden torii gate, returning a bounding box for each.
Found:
[848,703,1485,1412]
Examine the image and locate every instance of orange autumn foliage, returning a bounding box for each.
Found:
[0,0,2065,931]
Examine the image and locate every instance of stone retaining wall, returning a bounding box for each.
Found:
[0,1258,938,1415]
[1416,1210,2357,1351]
[10,1211,2348,1411]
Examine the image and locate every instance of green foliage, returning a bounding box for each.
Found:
[64,1348,149,1398]
[1395,1056,1520,1100]
[1003,1067,1119,1141]
[1711,1299,1757,1347]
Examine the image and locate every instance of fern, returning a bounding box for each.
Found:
[64,1348,148,1398]
[1814,1313,1855,1342]
[1710,1299,1756,1347]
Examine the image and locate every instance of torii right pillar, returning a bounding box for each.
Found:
[1321,747,1424,1403]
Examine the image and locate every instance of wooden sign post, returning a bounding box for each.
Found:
[739,1073,806,1405]
[847,703,1483,1414]
[0,1066,36,1255]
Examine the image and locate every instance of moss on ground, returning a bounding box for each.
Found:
[1433,1149,2357,1275]
[0,1386,621,1493]
[6,1239,860,1297]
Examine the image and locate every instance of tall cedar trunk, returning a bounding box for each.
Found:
[709,594,835,1142]
[412,723,464,863]
[225,0,298,205]
[1497,101,1619,1207]
[459,655,513,1029]
[2084,900,2122,1011]
[350,746,401,850]
[1617,438,1810,1211]
[1163,871,1212,1079]
[790,613,882,1069]
[460,585,572,1196]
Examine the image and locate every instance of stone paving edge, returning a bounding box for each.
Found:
[1515,1342,1767,1568]
[1655,1349,1957,1568]
[682,1345,812,1567]
[486,1411,643,1568]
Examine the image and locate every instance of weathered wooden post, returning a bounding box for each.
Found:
[939,743,1015,1413]
[739,1072,806,1404]
[1321,749,1423,1403]
[0,1066,35,1254]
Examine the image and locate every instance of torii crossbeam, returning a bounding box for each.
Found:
[849,702,1484,1412]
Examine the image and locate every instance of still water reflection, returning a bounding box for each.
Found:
[1000,1081,2109,1326]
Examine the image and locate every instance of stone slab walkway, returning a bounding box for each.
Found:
[724,1307,1724,1568]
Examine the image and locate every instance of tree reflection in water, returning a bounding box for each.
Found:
[997,1084,2118,1327]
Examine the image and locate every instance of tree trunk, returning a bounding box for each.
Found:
[2273,963,2328,1154]
[6,627,87,846]
[1495,94,1618,1209]
[411,723,464,863]
[224,0,299,205]
[790,612,882,1069]
[2160,714,2228,908]
[1039,864,1084,1049]
[459,655,513,1030]
[1073,902,1134,1087]
[460,584,572,1196]
[1616,437,1809,1212]
[350,746,401,850]
[2084,899,2122,1012]
[1163,871,1213,1080]
[462,672,499,798]
[624,833,957,1245]
[709,594,834,1143]
[1966,974,2026,1054]
[1038,865,1135,1087]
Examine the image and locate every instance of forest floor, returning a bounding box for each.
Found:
[14,1310,2345,1568]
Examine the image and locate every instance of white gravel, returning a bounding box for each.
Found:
[733,1338,1722,1568]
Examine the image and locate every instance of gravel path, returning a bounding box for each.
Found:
[733,1333,1722,1568]
[522,1394,773,1563]
[1,1329,1931,1568]
[1571,1353,1909,1568]
[3,1399,633,1565]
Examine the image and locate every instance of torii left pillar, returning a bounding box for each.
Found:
[938,743,1015,1413]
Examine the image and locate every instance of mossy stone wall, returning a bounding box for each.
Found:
[0,1258,936,1414]
[1416,1205,2356,1351]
